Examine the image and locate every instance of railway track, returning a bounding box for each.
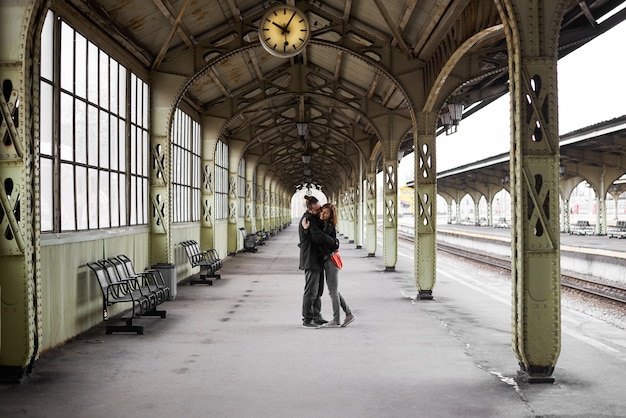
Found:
[399,231,626,305]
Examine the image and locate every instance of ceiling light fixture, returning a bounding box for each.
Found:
[296,122,309,140]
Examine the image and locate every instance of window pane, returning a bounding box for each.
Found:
[60,163,75,231]
[142,83,149,127]
[109,115,118,170]
[41,11,54,80]
[87,42,98,104]
[142,131,149,175]
[99,51,109,110]
[118,66,127,119]
[99,171,110,228]
[119,173,127,226]
[40,157,53,231]
[99,111,109,168]
[88,168,98,228]
[119,120,126,170]
[60,93,73,161]
[40,82,53,156]
[60,22,74,93]
[76,166,88,229]
[110,173,119,227]
[75,32,87,99]
[130,74,137,124]
[193,189,200,220]
[109,60,118,115]
[75,99,86,163]
[142,178,148,224]
[130,127,136,173]
[87,105,99,165]
[130,176,137,225]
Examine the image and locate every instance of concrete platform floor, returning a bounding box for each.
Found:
[2,224,626,417]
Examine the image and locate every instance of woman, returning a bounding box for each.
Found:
[311,203,355,328]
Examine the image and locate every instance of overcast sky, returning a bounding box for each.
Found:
[398,14,626,181]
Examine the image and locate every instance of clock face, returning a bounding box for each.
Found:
[259,5,310,58]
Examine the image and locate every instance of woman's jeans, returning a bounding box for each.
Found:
[324,258,351,324]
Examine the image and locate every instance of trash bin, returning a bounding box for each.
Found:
[152,263,177,300]
[244,233,258,252]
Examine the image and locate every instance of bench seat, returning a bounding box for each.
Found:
[181,240,222,285]
[87,259,167,334]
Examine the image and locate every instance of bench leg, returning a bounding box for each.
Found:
[189,268,220,285]
[190,276,213,285]
[105,318,144,335]
[143,309,167,318]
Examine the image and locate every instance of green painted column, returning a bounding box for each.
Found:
[227,165,238,255]
[382,158,398,270]
[415,118,437,299]
[504,0,565,381]
[244,167,255,235]
[355,177,363,249]
[255,166,266,233]
[365,169,377,256]
[347,186,356,243]
[264,178,271,234]
[150,72,187,264]
[0,1,43,382]
[201,116,223,252]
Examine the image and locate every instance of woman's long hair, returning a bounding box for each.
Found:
[321,203,337,226]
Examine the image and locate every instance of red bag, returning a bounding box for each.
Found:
[330,251,343,269]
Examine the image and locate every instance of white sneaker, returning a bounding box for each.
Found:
[342,314,356,327]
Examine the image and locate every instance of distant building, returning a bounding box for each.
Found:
[399,184,414,215]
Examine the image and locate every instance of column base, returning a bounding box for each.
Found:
[517,364,555,384]
[417,290,434,300]
[0,365,28,384]
[384,266,395,272]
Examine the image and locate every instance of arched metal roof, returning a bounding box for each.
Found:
[65,0,626,194]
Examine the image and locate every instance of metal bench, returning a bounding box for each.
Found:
[494,217,510,228]
[87,260,166,334]
[608,220,626,238]
[239,227,258,253]
[259,229,269,243]
[251,226,266,246]
[107,255,170,303]
[570,220,594,235]
[116,254,172,301]
[181,240,222,285]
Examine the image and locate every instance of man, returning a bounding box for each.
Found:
[298,195,338,328]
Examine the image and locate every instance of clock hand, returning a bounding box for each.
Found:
[285,11,297,30]
[272,21,287,33]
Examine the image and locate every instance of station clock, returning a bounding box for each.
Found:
[258,4,310,58]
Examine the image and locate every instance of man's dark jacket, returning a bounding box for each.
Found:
[298,211,338,271]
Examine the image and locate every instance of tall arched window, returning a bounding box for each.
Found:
[238,159,245,218]
[39,11,149,232]
[172,109,201,222]
[215,141,229,220]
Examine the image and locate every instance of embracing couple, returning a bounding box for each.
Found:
[298,195,356,329]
